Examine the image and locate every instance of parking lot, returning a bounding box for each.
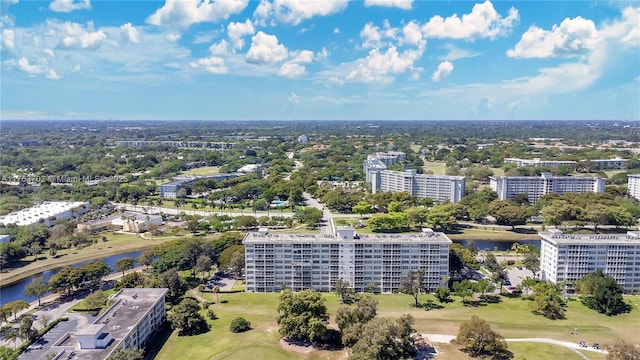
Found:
[204,272,236,292]
[19,317,79,360]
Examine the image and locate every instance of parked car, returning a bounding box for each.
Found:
[579,341,587,348]
[592,343,600,350]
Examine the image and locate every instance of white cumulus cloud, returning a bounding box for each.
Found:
[147,0,249,29]
[402,21,422,46]
[165,33,181,42]
[227,19,254,50]
[346,45,423,83]
[364,0,412,10]
[1,28,15,50]
[507,16,601,58]
[190,56,228,74]
[246,31,288,64]
[49,0,91,12]
[55,21,106,50]
[422,0,519,40]
[209,39,229,55]
[279,62,305,78]
[600,6,640,46]
[44,48,55,57]
[120,22,140,44]
[432,61,454,81]
[46,68,61,80]
[361,23,382,48]
[253,0,348,26]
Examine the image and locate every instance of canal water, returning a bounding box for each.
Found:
[0,250,143,306]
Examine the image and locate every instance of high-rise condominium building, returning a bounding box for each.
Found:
[490,173,605,205]
[539,230,640,294]
[244,227,451,293]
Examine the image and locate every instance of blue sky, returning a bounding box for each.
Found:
[1,0,638,120]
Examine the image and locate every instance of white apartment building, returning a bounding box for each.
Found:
[590,157,628,169]
[43,288,167,360]
[539,230,640,294]
[244,227,451,293]
[628,174,640,200]
[490,173,605,204]
[372,169,465,203]
[504,158,577,168]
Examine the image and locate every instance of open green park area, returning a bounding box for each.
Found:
[154,290,638,360]
[0,232,176,287]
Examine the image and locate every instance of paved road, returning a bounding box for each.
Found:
[421,334,608,356]
[303,193,334,235]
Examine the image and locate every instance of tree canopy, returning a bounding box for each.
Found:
[455,315,510,359]
[276,289,329,342]
[574,269,629,316]
[167,297,209,336]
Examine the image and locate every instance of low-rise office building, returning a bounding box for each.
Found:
[0,201,89,227]
[158,173,241,198]
[244,227,451,294]
[490,173,605,204]
[539,230,640,294]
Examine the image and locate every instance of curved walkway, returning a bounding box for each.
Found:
[420,334,608,357]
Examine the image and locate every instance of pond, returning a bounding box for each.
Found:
[0,250,143,306]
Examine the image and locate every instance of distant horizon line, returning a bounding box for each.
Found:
[2,119,638,122]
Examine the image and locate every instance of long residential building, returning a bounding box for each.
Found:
[372,169,465,203]
[490,173,605,204]
[244,227,451,293]
[628,174,640,200]
[363,151,464,203]
[504,158,577,168]
[539,230,640,294]
[37,288,167,360]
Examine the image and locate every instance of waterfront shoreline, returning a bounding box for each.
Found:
[0,241,159,290]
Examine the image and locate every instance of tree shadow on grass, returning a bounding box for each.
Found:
[419,299,444,311]
[143,324,173,360]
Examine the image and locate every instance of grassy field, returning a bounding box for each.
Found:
[181,166,221,176]
[423,161,448,175]
[0,232,176,287]
[154,291,639,360]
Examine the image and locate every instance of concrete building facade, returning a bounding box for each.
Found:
[490,173,605,204]
[539,230,640,294]
[244,227,451,294]
[628,174,640,201]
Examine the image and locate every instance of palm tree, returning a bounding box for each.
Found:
[5,329,18,350]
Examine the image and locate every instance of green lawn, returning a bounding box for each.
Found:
[155,291,640,360]
[423,161,448,175]
[507,342,603,360]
